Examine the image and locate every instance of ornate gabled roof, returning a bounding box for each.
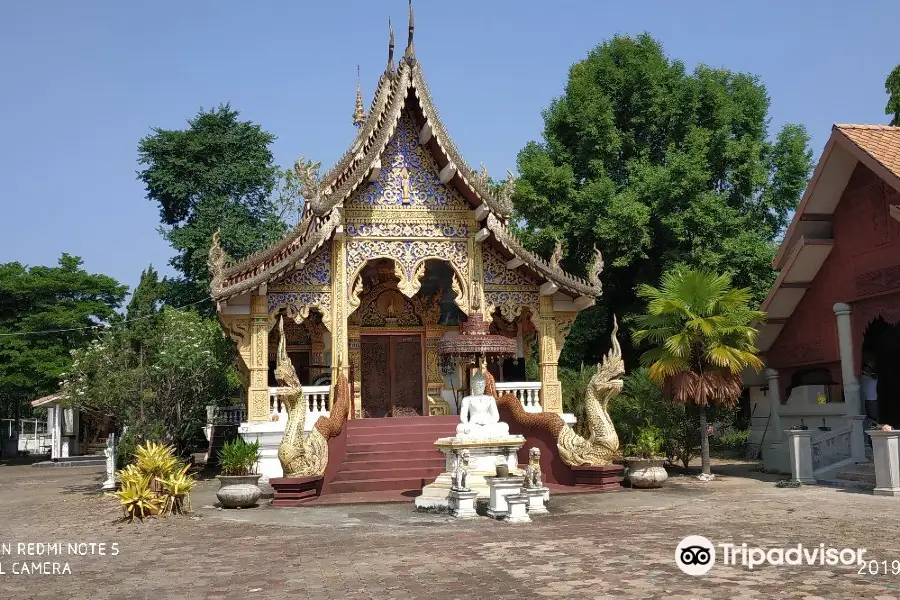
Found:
[486,214,602,298]
[211,11,603,302]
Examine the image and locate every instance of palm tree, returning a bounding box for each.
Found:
[632,268,765,478]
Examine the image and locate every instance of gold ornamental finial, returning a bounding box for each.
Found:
[387,17,395,72]
[405,0,415,58]
[353,65,365,128]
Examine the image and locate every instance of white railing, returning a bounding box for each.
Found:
[811,424,853,473]
[206,405,246,425]
[269,386,332,425]
[496,381,542,413]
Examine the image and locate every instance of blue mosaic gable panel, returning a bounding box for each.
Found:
[345,111,470,210]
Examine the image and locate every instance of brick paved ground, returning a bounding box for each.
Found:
[2,462,900,599]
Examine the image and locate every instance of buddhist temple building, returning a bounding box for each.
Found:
[208,8,602,488]
[744,124,900,478]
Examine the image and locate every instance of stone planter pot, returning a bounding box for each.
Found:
[624,458,668,489]
[216,475,262,508]
[496,464,509,478]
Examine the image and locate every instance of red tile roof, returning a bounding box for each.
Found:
[834,124,900,180]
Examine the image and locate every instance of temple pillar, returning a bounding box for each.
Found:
[538,296,563,414]
[348,325,361,419]
[331,222,350,417]
[762,368,788,473]
[765,368,782,443]
[247,295,270,422]
[310,322,326,381]
[833,302,863,417]
[425,325,450,415]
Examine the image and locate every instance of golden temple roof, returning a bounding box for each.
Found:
[210,8,602,302]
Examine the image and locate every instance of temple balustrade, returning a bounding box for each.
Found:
[495,381,542,413]
[212,382,545,432]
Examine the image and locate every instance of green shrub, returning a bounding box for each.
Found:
[625,426,664,458]
[115,421,166,468]
[711,428,750,456]
[611,368,742,469]
[218,437,261,476]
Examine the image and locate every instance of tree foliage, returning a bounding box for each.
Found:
[61,307,239,456]
[632,268,764,475]
[513,34,813,367]
[0,254,127,400]
[137,105,293,306]
[886,64,900,126]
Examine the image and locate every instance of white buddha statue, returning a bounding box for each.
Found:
[456,368,510,439]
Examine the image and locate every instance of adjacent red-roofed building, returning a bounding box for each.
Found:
[747,124,900,476]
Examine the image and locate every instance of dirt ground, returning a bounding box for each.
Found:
[1,460,899,599]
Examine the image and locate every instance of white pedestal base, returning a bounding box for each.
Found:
[786,430,816,484]
[238,421,285,484]
[504,494,531,523]
[415,435,525,510]
[524,487,549,515]
[867,430,900,497]
[486,476,524,518]
[449,489,479,518]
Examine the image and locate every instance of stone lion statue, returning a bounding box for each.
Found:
[523,447,543,489]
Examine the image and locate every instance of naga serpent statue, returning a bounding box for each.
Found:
[493,316,624,466]
[274,316,350,477]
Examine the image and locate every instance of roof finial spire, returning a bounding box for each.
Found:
[353,65,365,128]
[387,17,395,72]
[405,0,415,59]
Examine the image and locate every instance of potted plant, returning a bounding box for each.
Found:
[216,437,262,509]
[623,427,668,489]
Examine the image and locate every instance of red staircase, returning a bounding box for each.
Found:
[324,415,458,494]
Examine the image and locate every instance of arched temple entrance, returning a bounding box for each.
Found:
[861,317,900,426]
[348,258,465,418]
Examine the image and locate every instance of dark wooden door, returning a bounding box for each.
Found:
[361,336,391,418]
[393,335,423,416]
[360,334,423,417]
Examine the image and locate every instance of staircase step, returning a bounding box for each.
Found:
[346,416,458,429]
[324,416,460,495]
[835,471,876,483]
[327,477,434,494]
[345,440,448,453]
[344,448,443,460]
[340,457,445,471]
[332,466,445,482]
[345,431,453,443]
[31,458,105,468]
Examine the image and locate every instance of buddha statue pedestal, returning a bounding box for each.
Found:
[415,436,526,509]
[415,368,526,510]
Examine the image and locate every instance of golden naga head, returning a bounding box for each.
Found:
[592,315,625,395]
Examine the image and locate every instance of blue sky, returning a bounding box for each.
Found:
[1,1,898,297]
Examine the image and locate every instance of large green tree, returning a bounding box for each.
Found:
[513,34,813,367]
[886,64,900,126]
[0,254,127,401]
[137,105,298,308]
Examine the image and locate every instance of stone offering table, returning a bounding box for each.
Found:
[485,475,525,518]
[415,436,525,509]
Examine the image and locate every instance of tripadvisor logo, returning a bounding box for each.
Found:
[675,535,868,575]
[676,535,715,576]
